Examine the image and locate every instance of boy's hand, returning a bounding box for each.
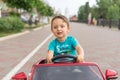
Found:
[47,50,54,63]
[75,46,84,62]
[47,58,53,63]
[77,55,84,62]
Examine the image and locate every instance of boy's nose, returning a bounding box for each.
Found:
[57,26,61,30]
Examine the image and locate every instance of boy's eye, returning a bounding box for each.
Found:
[53,26,57,29]
[61,25,65,28]
[52,25,65,29]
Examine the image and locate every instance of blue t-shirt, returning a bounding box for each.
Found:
[48,36,80,57]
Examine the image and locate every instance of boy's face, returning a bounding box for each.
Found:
[51,18,70,39]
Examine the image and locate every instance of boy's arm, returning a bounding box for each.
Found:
[75,45,84,62]
[46,50,54,63]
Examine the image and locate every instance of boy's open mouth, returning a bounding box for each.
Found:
[57,32,62,35]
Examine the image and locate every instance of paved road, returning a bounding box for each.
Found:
[0,23,120,80]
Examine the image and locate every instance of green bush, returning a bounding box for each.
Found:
[0,18,12,32]
[0,16,24,32]
[7,16,24,32]
[9,12,20,17]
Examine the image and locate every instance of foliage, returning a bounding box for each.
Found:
[78,6,87,21]
[77,2,90,21]
[90,6,99,19]
[36,1,54,16]
[107,4,120,19]
[96,0,120,19]
[77,0,120,21]
[0,18,12,32]
[2,0,54,16]
[2,0,45,12]
[0,16,24,32]
[9,11,20,17]
[46,5,54,16]
[7,16,24,32]
[3,0,34,11]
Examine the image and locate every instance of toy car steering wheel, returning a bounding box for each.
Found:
[52,54,77,63]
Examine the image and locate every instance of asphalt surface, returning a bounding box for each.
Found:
[0,23,120,80]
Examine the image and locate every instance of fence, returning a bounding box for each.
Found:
[78,19,120,30]
[98,19,120,30]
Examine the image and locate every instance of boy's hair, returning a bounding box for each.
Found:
[51,15,69,29]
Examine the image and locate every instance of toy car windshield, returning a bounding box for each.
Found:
[32,64,104,80]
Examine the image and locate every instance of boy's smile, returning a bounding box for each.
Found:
[57,32,62,35]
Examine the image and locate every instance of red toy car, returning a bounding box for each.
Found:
[12,55,118,80]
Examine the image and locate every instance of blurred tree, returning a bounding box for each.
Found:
[46,5,54,16]
[78,6,86,21]
[107,4,119,19]
[77,2,90,22]
[2,0,38,11]
[85,2,90,17]
[96,0,120,19]
[2,0,54,16]
[96,0,111,18]
[77,0,120,20]
[32,0,54,17]
[90,6,99,19]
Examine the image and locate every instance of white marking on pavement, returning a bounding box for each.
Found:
[2,33,53,80]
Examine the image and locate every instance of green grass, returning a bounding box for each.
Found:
[0,32,13,37]
[0,32,20,37]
